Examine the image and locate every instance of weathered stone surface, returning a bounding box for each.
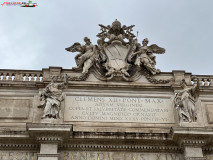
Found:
[64,95,175,123]
[1,20,213,160]
[174,79,198,123]
[184,147,204,158]
[61,151,184,160]
[65,20,170,83]
[0,99,30,119]
[38,144,59,160]
[206,154,213,160]
[206,104,213,123]
[0,151,37,160]
[38,76,66,119]
[40,144,57,154]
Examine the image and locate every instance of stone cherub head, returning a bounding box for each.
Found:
[84,37,91,45]
[51,76,58,83]
[180,79,188,89]
[142,38,149,46]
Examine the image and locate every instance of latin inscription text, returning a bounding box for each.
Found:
[64,96,174,123]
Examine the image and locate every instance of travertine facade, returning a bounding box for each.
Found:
[1,21,213,160]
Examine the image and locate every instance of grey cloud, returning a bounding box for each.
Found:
[0,0,213,75]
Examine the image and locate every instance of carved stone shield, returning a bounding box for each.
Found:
[104,41,130,70]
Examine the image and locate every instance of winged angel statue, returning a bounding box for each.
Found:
[66,20,168,82]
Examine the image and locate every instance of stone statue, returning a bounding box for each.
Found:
[174,79,199,123]
[38,76,65,119]
[65,37,98,74]
[97,19,135,43]
[96,20,136,79]
[128,38,165,75]
[65,20,171,83]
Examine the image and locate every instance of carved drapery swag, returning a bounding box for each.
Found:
[66,20,170,83]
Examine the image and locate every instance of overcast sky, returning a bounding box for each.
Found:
[1,0,213,75]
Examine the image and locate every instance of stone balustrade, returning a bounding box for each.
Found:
[193,75,213,86]
[0,68,213,89]
[0,69,43,82]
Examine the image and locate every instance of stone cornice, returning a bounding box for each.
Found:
[172,127,213,148]
[0,143,39,150]
[27,123,72,145]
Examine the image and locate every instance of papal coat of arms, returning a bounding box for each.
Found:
[65,20,169,83]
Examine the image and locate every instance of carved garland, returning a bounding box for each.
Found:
[142,68,171,84]
[67,73,89,81]
[66,20,170,83]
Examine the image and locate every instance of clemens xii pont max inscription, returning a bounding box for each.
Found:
[0,19,213,160]
[64,96,174,123]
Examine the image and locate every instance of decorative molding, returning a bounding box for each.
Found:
[67,73,89,81]
[37,136,62,144]
[181,140,206,147]
[61,144,182,153]
[37,153,60,157]
[0,144,39,150]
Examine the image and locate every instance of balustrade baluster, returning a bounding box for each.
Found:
[26,74,30,81]
[199,79,204,86]
[209,79,213,86]
[11,73,15,81]
[29,74,32,81]
[204,79,209,86]
[31,74,35,81]
[2,73,6,81]
[14,72,20,81]
[22,73,26,81]
[0,73,3,80]
[8,73,12,81]
[39,74,43,82]
[35,74,39,82]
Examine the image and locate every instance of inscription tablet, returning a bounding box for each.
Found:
[0,99,30,119]
[64,96,175,123]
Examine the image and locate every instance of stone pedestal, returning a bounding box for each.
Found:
[184,146,206,160]
[27,123,72,160]
[173,127,207,160]
[37,144,59,160]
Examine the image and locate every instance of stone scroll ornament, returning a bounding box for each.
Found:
[174,79,199,123]
[38,76,67,119]
[65,20,170,83]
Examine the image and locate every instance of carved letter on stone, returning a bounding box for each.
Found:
[38,76,65,119]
